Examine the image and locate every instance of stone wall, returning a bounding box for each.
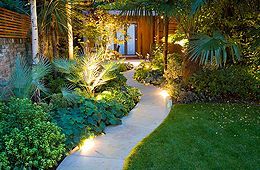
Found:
[0,38,31,81]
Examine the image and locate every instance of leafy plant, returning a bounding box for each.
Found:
[134,62,164,86]
[189,31,240,66]
[50,98,128,150]
[4,122,65,169]
[97,66,128,92]
[163,53,184,100]
[117,61,134,72]
[189,66,260,101]
[0,152,10,170]
[0,98,65,169]
[50,106,90,150]
[96,86,141,112]
[0,56,51,100]
[54,50,118,97]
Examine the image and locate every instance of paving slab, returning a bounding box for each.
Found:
[58,62,171,170]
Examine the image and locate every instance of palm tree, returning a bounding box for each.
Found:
[38,0,68,59]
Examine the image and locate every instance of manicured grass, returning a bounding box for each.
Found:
[124,103,260,170]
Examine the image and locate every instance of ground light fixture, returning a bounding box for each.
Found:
[80,137,95,153]
[160,90,172,109]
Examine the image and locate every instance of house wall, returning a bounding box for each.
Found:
[136,16,154,56]
[128,16,178,57]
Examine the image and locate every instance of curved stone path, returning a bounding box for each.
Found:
[58,64,171,170]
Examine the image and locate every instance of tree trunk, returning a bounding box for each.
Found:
[51,26,58,59]
[182,54,200,83]
[163,16,169,71]
[30,0,39,63]
[66,1,74,60]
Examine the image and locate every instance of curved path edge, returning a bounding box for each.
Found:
[58,66,171,170]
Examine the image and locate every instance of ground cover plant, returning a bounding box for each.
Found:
[0,98,65,169]
[124,104,260,169]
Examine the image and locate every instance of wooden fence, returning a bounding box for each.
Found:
[0,7,30,39]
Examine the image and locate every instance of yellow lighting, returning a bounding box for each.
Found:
[160,90,170,98]
[80,137,95,153]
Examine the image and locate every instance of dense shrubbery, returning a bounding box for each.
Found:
[134,62,164,86]
[134,47,259,103]
[189,66,260,102]
[96,86,141,112]
[118,62,134,72]
[0,98,65,169]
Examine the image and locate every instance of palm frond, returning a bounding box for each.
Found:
[10,56,32,98]
[53,58,75,74]
[189,31,240,66]
[61,84,80,103]
[1,56,51,99]
[32,55,51,81]
[191,0,207,14]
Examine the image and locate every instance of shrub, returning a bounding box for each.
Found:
[45,72,67,94]
[4,122,65,169]
[97,69,127,92]
[134,62,164,86]
[1,98,48,130]
[189,66,260,102]
[0,152,10,170]
[163,53,184,101]
[0,98,65,169]
[96,86,141,112]
[117,62,134,72]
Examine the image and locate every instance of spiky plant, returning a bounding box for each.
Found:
[0,56,51,100]
[54,50,118,97]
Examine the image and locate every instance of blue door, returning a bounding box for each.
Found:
[126,24,136,55]
[111,24,137,55]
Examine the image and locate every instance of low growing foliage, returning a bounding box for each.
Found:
[49,97,130,150]
[0,98,65,169]
[189,66,260,102]
[96,86,141,112]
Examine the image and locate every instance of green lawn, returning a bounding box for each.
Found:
[124,104,260,170]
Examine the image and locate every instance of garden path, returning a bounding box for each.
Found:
[58,61,171,170]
